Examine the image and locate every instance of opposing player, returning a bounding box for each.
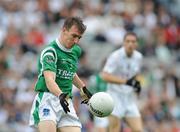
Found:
[100,32,143,132]
[29,17,92,132]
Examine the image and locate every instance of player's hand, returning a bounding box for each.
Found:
[134,81,141,94]
[126,76,141,94]
[126,76,139,87]
[59,93,70,113]
[80,86,92,104]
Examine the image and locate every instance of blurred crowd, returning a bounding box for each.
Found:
[0,0,180,132]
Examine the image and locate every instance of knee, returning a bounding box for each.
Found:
[109,121,120,132]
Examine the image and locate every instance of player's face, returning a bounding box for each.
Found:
[124,35,137,57]
[62,25,82,49]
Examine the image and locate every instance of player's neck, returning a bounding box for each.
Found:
[58,37,65,47]
[126,52,133,58]
[56,38,71,52]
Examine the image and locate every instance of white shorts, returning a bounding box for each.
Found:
[94,116,109,128]
[107,90,140,118]
[29,92,81,128]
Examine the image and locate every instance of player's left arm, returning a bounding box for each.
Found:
[73,73,92,104]
[73,73,85,89]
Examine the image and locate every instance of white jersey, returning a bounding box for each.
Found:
[103,47,143,94]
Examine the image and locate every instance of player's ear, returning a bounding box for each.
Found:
[62,27,65,32]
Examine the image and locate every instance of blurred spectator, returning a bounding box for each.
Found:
[77,49,94,78]
[164,17,180,50]
[155,33,172,64]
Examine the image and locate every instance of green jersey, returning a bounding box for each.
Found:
[35,39,81,97]
[88,74,107,94]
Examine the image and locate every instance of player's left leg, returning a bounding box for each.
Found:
[125,116,143,132]
[124,93,143,132]
[108,115,121,132]
[94,116,109,132]
[57,99,82,132]
[57,126,81,132]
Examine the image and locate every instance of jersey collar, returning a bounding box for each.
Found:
[122,47,134,58]
[56,38,72,52]
[121,47,126,57]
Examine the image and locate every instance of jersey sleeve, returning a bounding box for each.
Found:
[135,53,143,74]
[40,47,57,73]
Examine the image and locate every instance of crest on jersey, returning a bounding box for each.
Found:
[43,108,50,116]
[45,56,55,63]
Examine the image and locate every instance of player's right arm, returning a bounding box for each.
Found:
[41,47,62,96]
[44,71,70,113]
[100,72,141,90]
[43,71,62,97]
[100,71,127,84]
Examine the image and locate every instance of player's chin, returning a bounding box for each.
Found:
[69,43,76,48]
[127,51,133,57]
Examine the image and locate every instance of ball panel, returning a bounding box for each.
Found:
[88,92,114,117]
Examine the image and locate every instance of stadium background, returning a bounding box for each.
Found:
[0,0,179,131]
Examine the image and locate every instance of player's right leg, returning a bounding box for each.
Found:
[108,115,121,132]
[29,92,58,132]
[38,120,56,132]
[57,126,81,132]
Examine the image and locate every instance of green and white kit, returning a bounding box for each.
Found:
[29,39,82,128]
